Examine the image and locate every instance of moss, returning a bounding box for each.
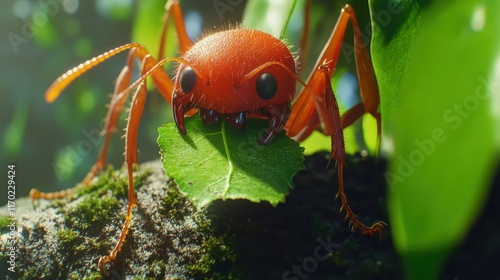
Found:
[46,198,68,210]
[77,165,127,197]
[81,272,103,280]
[0,216,12,234]
[68,271,81,280]
[0,248,5,263]
[58,227,80,244]
[53,164,152,251]
[148,259,167,278]
[192,210,212,230]
[161,182,190,219]
[60,165,152,230]
[158,183,242,278]
[163,183,183,207]
[187,234,240,279]
[57,228,86,253]
[63,195,120,231]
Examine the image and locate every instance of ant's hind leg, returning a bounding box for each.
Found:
[159,0,193,59]
[285,4,384,237]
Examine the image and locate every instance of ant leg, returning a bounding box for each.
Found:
[29,44,175,201]
[339,4,381,151]
[298,0,312,69]
[293,64,385,237]
[159,0,193,59]
[285,4,385,237]
[29,48,138,200]
[287,4,380,141]
[81,49,137,185]
[98,62,148,275]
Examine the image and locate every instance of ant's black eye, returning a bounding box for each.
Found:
[256,73,277,100]
[180,67,196,93]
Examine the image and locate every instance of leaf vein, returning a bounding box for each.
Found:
[221,123,233,197]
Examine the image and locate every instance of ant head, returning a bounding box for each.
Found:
[172,29,299,135]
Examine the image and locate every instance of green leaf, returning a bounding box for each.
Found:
[370,0,423,129]
[158,117,305,208]
[132,0,177,59]
[242,0,299,38]
[371,0,500,279]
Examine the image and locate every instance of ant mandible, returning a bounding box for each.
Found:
[30,0,385,275]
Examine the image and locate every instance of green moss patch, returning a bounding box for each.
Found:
[63,195,120,231]
[76,165,127,197]
[187,235,241,279]
[0,216,12,234]
[161,183,190,220]
[57,228,86,252]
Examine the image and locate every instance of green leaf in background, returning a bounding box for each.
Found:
[371,0,500,279]
[242,0,299,38]
[370,0,422,131]
[158,117,304,208]
[132,0,177,59]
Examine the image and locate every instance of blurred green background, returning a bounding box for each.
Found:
[0,0,238,207]
[0,0,370,207]
[2,0,138,207]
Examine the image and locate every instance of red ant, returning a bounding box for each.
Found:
[30,0,385,275]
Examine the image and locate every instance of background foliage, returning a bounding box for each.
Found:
[370,0,500,278]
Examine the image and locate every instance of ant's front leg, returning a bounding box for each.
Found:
[29,44,174,201]
[29,45,140,201]
[29,0,193,202]
[97,63,148,274]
